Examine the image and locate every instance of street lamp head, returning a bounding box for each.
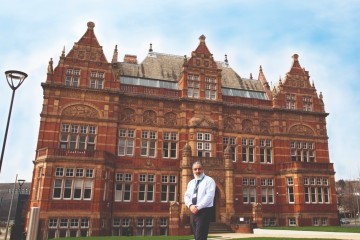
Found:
[5,70,28,91]
[18,179,25,188]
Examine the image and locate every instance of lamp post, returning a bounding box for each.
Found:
[18,179,25,195]
[5,174,18,240]
[0,70,28,174]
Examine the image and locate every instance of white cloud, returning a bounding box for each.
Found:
[0,0,359,182]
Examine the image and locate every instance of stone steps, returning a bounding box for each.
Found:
[208,222,233,234]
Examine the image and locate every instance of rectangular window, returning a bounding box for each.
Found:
[260,139,272,163]
[205,76,217,100]
[289,218,296,226]
[324,187,330,203]
[161,175,177,202]
[141,131,157,157]
[187,74,199,98]
[287,177,294,203]
[48,218,89,237]
[163,132,178,158]
[197,132,212,157]
[60,124,96,150]
[118,129,135,156]
[89,71,105,89]
[302,96,313,111]
[65,68,80,87]
[290,141,315,162]
[286,94,296,110]
[138,174,155,202]
[304,187,310,203]
[242,138,254,163]
[115,173,132,202]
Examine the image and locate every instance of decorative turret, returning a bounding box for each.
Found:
[258,65,271,99]
[183,142,192,157]
[149,43,153,53]
[224,54,229,67]
[112,45,118,63]
[179,35,222,100]
[224,143,233,169]
[47,58,53,74]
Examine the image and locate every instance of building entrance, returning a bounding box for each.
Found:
[211,188,220,222]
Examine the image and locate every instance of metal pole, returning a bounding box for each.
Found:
[0,89,16,174]
[5,174,17,240]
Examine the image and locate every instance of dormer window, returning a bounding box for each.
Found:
[286,94,296,109]
[90,71,104,89]
[187,74,199,98]
[65,69,80,87]
[205,77,216,100]
[302,96,312,111]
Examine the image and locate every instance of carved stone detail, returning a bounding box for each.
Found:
[189,116,216,128]
[242,119,253,133]
[143,110,157,125]
[164,112,177,126]
[289,124,315,136]
[120,108,136,123]
[144,159,154,168]
[62,104,99,118]
[224,117,235,131]
[260,120,270,134]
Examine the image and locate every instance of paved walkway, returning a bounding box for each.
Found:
[209,229,360,239]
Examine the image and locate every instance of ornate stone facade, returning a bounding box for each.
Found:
[28,22,338,239]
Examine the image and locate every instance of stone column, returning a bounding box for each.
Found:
[252,203,263,228]
[169,202,180,235]
[224,144,235,223]
[179,143,192,235]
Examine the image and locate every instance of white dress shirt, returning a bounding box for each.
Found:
[184,175,216,210]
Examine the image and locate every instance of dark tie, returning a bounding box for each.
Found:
[192,180,200,204]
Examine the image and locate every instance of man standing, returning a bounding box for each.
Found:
[184,161,216,240]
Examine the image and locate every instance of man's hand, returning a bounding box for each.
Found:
[190,205,199,214]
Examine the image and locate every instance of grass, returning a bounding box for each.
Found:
[54,226,360,240]
[59,238,340,240]
[263,226,360,233]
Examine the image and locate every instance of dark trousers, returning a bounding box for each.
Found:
[191,207,213,240]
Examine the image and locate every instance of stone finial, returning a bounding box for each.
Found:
[149,43,153,53]
[312,80,315,88]
[292,53,299,61]
[199,34,206,43]
[47,58,53,74]
[259,65,263,72]
[112,45,118,63]
[224,143,232,156]
[87,21,95,30]
[279,76,283,86]
[183,55,187,64]
[319,91,323,100]
[183,142,192,157]
[61,46,65,57]
[250,73,253,79]
[224,54,229,67]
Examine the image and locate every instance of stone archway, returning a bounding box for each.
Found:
[211,188,221,222]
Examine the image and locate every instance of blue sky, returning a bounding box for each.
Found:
[0,0,359,183]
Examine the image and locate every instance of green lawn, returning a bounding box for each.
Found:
[53,236,335,240]
[59,238,340,240]
[55,226,360,240]
[263,226,360,233]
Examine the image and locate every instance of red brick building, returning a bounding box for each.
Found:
[28,22,338,239]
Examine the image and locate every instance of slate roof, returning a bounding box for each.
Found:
[118,52,265,92]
